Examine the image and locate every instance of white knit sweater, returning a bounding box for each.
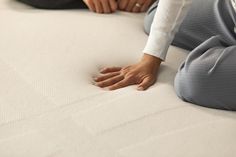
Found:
[143,0,236,61]
[142,0,192,61]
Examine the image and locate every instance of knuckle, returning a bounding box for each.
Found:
[125,73,135,80]
[147,78,155,85]
[149,76,156,81]
[121,70,126,75]
[121,66,130,74]
[128,71,136,76]
[136,78,143,84]
[121,70,127,75]
[116,82,123,87]
[115,71,121,75]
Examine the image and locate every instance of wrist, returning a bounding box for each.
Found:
[141,53,162,65]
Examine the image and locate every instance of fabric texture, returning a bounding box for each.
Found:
[145,0,236,110]
[142,0,192,61]
[175,35,236,110]
[1,0,236,156]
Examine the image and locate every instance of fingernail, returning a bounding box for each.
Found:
[100,68,105,72]
[137,87,144,91]
[108,87,114,91]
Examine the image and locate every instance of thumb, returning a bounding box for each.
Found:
[137,77,155,91]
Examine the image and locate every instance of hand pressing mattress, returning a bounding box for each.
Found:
[0,0,236,156]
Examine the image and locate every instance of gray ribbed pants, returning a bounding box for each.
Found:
[145,0,236,110]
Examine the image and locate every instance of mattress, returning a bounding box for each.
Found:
[0,0,236,156]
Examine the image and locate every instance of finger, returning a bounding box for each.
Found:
[132,4,140,12]
[126,0,136,12]
[109,0,118,12]
[101,0,111,13]
[118,0,128,10]
[140,0,151,12]
[100,67,122,74]
[137,77,155,91]
[84,0,96,12]
[108,78,135,90]
[96,75,124,88]
[94,71,120,82]
[93,0,103,13]
[132,0,142,12]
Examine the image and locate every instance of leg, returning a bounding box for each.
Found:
[144,0,236,50]
[143,0,159,35]
[174,36,236,110]
[17,0,87,9]
[144,0,236,110]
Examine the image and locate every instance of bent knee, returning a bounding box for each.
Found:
[174,66,236,111]
[174,43,236,111]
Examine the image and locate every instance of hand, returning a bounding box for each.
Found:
[83,0,117,14]
[118,0,154,13]
[93,54,162,90]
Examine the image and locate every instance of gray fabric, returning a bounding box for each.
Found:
[175,35,236,110]
[17,0,87,9]
[144,0,159,35]
[145,0,236,110]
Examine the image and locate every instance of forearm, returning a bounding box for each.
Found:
[143,0,192,61]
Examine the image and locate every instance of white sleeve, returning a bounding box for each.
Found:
[143,0,192,61]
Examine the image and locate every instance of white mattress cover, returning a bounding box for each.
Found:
[0,1,236,156]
